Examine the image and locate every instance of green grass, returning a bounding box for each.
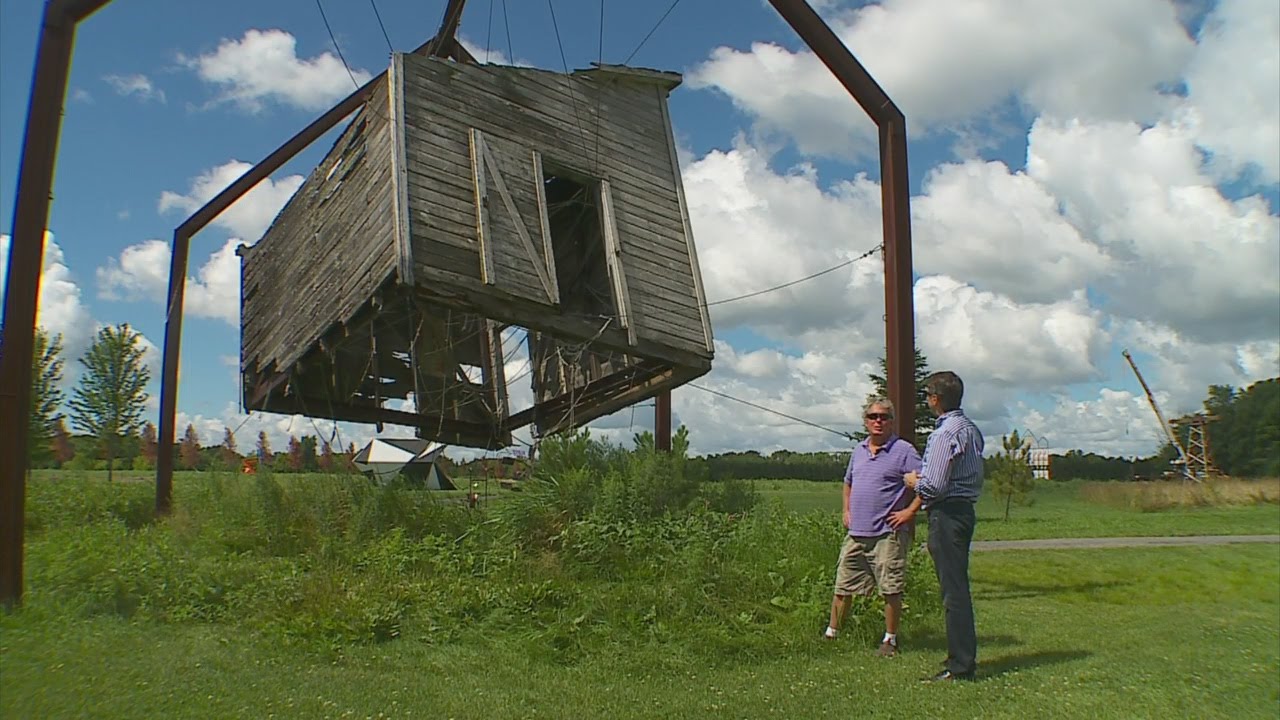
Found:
[5,544,1277,719]
[756,478,1280,540]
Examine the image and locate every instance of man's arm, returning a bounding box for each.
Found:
[887,494,921,529]
[842,481,852,530]
[889,445,924,528]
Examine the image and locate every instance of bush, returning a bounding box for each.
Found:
[20,436,945,659]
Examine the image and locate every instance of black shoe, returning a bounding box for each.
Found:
[922,669,975,682]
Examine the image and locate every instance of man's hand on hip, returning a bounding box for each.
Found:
[887,508,915,529]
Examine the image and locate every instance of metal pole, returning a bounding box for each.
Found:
[655,391,672,451]
[879,121,916,446]
[767,0,916,445]
[0,0,113,611]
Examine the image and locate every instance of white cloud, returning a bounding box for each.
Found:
[71,88,93,104]
[97,238,244,325]
[683,140,886,335]
[158,160,303,242]
[1016,388,1174,458]
[181,29,373,113]
[1119,319,1280,415]
[97,240,169,302]
[1180,0,1280,184]
[914,276,1108,388]
[688,0,1193,158]
[1027,117,1280,343]
[0,232,94,360]
[103,73,166,103]
[457,36,533,67]
[912,159,1110,303]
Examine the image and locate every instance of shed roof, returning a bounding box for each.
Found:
[573,62,683,90]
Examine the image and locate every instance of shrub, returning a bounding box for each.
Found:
[19,436,945,659]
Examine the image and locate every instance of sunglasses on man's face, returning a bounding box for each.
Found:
[865,413,892,421]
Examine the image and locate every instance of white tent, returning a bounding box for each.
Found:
[352,438,456,489]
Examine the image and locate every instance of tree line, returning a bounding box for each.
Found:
[14,323,1277,480]
[13,323,365,476]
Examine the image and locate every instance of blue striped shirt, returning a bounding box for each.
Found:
[916,409,985,505]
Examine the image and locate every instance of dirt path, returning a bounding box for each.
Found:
[972,534,1280,551]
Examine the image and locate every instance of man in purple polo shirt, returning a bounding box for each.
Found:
[821,396,922,657]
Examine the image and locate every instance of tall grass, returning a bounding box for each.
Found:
[1080,477,1280,512]
[21,431,937,661]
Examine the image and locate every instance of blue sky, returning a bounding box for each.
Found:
[2,0,1277,459]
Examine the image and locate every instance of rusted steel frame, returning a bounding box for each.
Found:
[767,0,917,445]
[154,81,379,515]
[655,391,672,451]
[0,0,113,610]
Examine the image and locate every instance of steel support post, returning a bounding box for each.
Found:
[767,0,917,445]
[0,0,113,610]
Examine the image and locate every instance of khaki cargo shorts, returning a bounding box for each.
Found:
[833,528,912,597]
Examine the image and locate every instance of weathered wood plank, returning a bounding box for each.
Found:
[389,53,413,283]
[399,72,680,192]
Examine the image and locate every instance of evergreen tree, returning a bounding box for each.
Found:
[139,422,158,468]
[988,430,1035,520]
[256,431,272,467]
[318,441,335,472]
[221,428,239,469]
[856,347,933,446]
[179,423,201,470]
[286,435,303,472]
[50,417,75,466]
[68,323,151,480]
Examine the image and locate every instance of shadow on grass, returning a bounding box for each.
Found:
[973,579,1132,601]
[980,649,1092,678]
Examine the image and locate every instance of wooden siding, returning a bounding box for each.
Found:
[397,55,711,360]
[241,77,400,377]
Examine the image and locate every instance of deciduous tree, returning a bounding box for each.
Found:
[68,323,151,480]
[28,328,65,467]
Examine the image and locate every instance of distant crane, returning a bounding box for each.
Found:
[1121,349,1199,482]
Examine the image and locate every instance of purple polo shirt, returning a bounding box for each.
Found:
[844,435,923,537]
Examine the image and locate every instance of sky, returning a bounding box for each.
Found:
[1,0,1277,461]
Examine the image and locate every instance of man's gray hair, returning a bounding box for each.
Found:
[862,395,895,418]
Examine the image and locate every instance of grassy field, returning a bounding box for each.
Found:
[754,478,1280,540]
[4,544,1276,719]
[4,467,1277,718]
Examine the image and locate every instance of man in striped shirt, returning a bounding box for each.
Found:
[904,371,984,682]
[822,396,922,657]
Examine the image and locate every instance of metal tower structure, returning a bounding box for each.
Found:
[1170,414,1220,481]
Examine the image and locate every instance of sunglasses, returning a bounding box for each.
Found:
[865,413,893,421]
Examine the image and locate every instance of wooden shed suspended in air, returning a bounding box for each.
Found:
[238,53,714,448]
